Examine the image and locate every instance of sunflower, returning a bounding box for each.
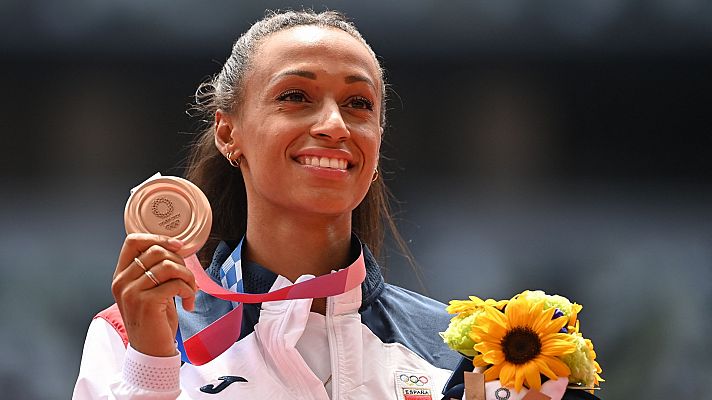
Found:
[470,297,577,392]
[446,295,508,316]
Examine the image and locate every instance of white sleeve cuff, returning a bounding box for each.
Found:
[122,344,181,392]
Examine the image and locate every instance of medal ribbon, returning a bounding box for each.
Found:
[176,249,367,366]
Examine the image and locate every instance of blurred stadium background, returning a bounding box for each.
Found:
[1,1,711,399]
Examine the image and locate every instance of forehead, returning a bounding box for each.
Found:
[248,25,382,87]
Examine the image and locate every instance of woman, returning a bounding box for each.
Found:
[73,9,461,399]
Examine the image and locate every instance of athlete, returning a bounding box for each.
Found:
[73,9,460,400]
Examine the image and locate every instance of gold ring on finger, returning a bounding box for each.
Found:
[134,257,147,272]
[145,270,161,287]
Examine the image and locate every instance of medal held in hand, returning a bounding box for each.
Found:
[124,174,212,258]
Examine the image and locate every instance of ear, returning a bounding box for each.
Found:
[214,109,239,156]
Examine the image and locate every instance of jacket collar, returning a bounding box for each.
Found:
[204,235,385,308]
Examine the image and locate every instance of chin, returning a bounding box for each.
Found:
[304,203,356,218]
[294,195,359,217]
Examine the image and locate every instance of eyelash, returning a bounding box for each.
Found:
[276,90,374,111]
[347,96,374,111]
[277,89,308,102]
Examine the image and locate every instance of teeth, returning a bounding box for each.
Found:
[298,156,349,170]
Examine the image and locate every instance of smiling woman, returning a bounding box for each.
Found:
[71,9,594,400]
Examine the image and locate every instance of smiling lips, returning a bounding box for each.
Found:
[296,155,350,170]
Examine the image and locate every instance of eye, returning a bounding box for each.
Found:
[345,96,374,110]
[277,89,309,103]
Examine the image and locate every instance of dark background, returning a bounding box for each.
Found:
[1,1,711,399]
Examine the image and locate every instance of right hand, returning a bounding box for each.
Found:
[111,233,197,357]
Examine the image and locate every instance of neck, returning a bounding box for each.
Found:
[244,206,353,284]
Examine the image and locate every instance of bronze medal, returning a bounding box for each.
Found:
[124,175,212,258]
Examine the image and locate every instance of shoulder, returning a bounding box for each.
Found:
[382,283,449,312]
[377,283,454,333]
[360,282,460,370]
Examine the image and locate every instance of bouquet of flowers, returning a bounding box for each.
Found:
[441,290,603,394]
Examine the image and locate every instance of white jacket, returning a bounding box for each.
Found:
[74,242,458,399]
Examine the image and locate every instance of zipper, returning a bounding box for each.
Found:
[325,296,338,399]
[270,302,314,399]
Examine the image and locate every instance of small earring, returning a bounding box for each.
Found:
[372,167,379,182]
[226,151,240,168]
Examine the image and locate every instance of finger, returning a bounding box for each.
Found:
[119,278,196,317]
[118,244,186,282]
[115,233,183,277]
[113,257,196,307]
[142,279,197,312]
[114,262,197,312]
[137,259,197,293]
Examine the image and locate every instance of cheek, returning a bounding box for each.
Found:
[362,130,382,168]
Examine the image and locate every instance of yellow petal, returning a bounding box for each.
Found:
[474,342,500,355]
[481,321,508,339]
[541,355,571,377]
[471,324,507,344]
[569,304,581,327]
[540,336,576,356]
[595,372,605,383]
[500,362,517,387]
[480,305,509,330]
[473,354,488,368]
[530,305,555,332]
[488,350,505,365]
[481,350,503,365]
[539,314,568,336]
[533,356,560,381]
[493,299,509,310]
[506,298,530,328]
[514,366,526,392]
[523,361,542,391]
[483,363,503,382]
[468,295,486,305]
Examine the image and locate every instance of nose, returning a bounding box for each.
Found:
[309,100,350,142]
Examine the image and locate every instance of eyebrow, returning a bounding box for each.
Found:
[273,70,376,90]
[277,70,317,80]
[345,74,376,90]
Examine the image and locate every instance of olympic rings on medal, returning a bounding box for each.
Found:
[144,270,161,287]
[398,374,429,386]
[134,257,147,272]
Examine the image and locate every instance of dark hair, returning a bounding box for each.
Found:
[186,9,407,267]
